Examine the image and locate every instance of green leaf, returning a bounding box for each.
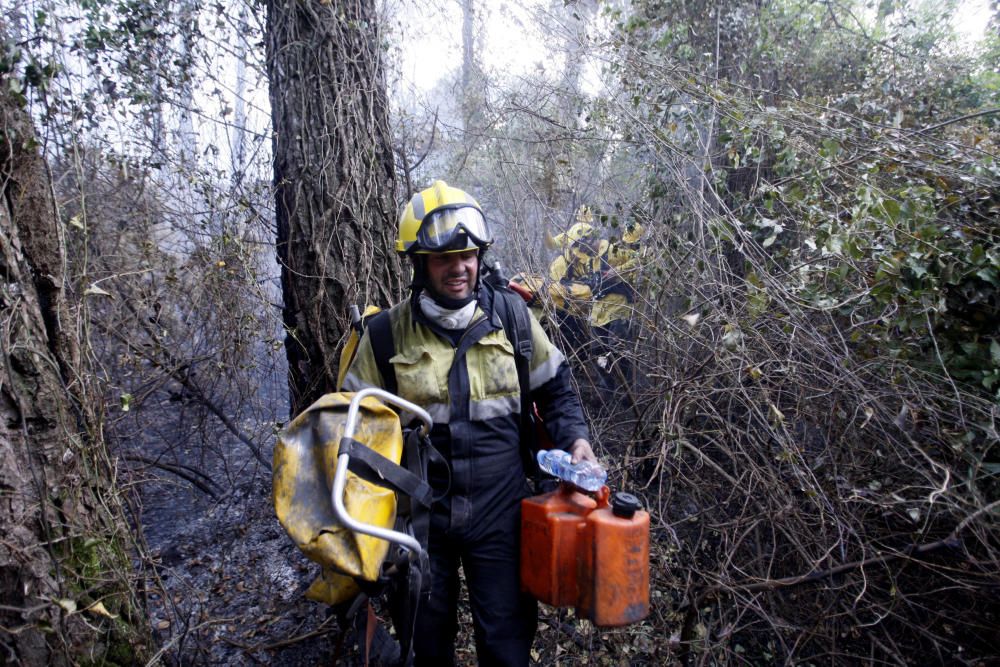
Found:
[878,254,901,276]
[960,341,980,357]
[975,267,998,287]
[784,185,804,202]
[982,371,1000,391]
[820,138,840,158]
[846,237,865,260]
[990,340,1000,366]
[907,258,927,279]
[881,199,901,222]
[826,234,844,255]
[969,244,986,265]
[120,393,134,412]
[747,272,769,316]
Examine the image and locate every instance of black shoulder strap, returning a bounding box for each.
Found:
[493,287,538,472]
[338,437,433,508]
[368,310,397,395]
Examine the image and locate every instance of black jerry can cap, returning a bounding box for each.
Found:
[611,491,641,518]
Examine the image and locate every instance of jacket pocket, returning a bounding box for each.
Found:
[389,348,448,408]
[469,332,520,403]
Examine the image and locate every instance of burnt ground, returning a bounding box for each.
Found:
[128,354,351,665]
[138,442,341,665]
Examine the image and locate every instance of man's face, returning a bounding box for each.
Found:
[426,250,478,300]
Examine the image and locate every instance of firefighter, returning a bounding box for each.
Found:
[342,181,596,666]
[589,221,644,390]
[545,206,609,285]
[592,220,644,339]
[544,207,610,352]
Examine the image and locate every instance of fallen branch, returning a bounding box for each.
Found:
[122,454,220,498]
[105,323,271,470]
[143,617,235,667]
[249,618,341,652]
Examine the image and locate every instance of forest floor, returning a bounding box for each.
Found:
[140,451,342,665]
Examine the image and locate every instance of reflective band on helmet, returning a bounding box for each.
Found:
[416,206,492,252]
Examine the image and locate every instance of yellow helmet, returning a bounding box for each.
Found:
[551,221,597,249]
[567,221,596,243]
[622,222,644,245]
[396,180,492,254]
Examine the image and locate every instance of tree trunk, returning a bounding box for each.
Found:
[0,85,146,664]
[231,0,250,183]
[462,0,478,134]
[267,0,402,415]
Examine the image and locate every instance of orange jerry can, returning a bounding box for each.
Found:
[520,483,597,607]
[577,490,650,626]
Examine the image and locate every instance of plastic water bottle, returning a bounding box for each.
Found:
[536,450,607,492]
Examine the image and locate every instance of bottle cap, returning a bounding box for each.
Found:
[611,492,641,518]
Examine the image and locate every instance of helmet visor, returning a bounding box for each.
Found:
[416,206,492,252]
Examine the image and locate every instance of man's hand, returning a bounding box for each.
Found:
[569,439,598,465]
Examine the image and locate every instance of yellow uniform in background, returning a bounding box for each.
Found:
[591,223,643,332]
[544,218,608,350]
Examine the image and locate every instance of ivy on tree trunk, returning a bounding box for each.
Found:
[0,83,147,665]
[267,0,403,415]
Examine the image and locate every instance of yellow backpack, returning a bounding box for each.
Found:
[272,391,405,605]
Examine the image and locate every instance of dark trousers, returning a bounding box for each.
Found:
[413,500,537,667]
